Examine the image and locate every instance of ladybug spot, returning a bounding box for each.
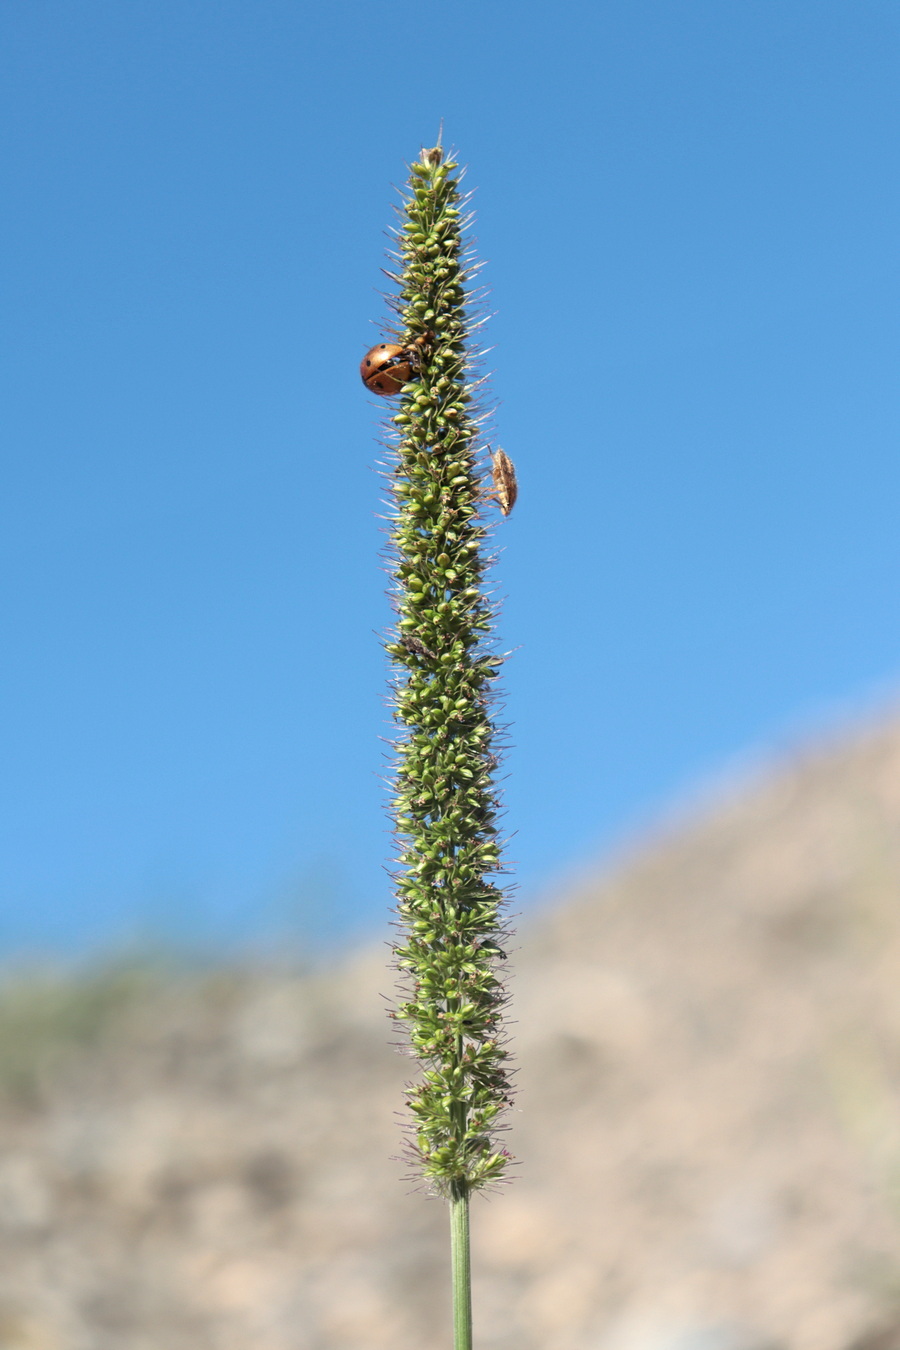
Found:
[366,359,371,367]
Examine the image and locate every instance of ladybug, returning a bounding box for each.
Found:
[360,334,430,397]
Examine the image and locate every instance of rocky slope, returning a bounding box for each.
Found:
[4,715,900,1349]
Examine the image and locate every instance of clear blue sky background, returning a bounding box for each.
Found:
[3,1,900,957]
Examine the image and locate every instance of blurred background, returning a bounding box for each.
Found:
[3,1,900,1347]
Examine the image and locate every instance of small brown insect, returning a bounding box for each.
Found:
[399,634,437,661]
[490,449,518,516]
[359,334,431,397]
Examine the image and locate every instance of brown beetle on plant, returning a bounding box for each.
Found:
[359,333,431,396]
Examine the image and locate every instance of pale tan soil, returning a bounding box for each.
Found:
[4,716,900,1349]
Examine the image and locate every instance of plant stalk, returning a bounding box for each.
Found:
[366,139,515,1350]
[450,1182,473,1350]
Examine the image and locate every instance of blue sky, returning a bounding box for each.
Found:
[3,1,900,956]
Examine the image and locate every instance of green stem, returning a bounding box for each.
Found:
[368,140,514,1348]
[450,1181,472,1350]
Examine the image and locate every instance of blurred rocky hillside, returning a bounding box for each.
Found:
[5,716,900,1350]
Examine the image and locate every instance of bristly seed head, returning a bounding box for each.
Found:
[367,144,515,1197]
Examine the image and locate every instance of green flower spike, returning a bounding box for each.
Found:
[364,143,516,1350]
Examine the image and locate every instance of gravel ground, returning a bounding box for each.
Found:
[4,715,900,1349]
